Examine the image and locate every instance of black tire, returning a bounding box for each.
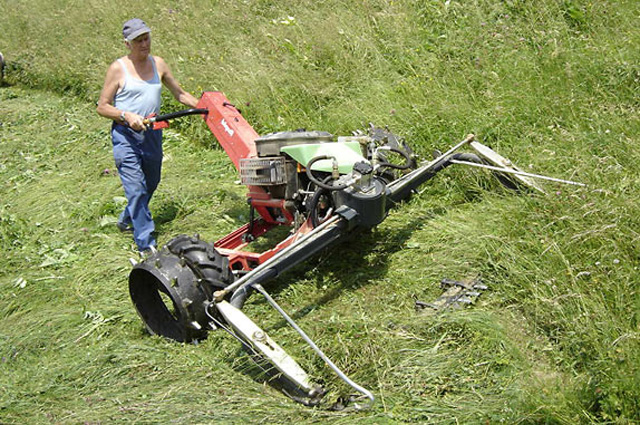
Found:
[129,235,234,342]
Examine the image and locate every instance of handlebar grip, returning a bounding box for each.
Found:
[151,108,209,123]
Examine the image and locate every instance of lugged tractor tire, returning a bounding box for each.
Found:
[129,235,234,342]
[166,235,233,293]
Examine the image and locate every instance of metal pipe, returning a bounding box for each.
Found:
[448,159,586,187]
[253,284,375,408]
[385,134,475,201]
[430,133,476,165]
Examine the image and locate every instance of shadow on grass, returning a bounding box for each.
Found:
[243,202,460,329]
[154,197,250,236]
[153,200,181,227]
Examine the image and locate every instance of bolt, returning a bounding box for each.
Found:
[253,330,266,342]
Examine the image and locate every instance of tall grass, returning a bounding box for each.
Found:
[1,0,639,423]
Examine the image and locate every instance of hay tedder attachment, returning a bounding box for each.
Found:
[128,92,583,408]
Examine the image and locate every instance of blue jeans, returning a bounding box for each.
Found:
[111,123,163,251]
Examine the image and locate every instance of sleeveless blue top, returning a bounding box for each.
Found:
[114,56,161,117]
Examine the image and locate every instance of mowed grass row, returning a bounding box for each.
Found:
[1,0,640,423]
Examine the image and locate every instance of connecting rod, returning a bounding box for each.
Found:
[448,159,586,187]
[213,214,346,302]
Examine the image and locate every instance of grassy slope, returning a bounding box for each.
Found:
[1,0,639,423]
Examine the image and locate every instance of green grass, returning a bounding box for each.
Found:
[1,0,640,423]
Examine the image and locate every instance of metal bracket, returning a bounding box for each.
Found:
[215,300,320,396]
[415,276,487,312]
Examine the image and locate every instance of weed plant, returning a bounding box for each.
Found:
[1,0,639,423]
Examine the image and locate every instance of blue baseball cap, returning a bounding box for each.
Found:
[123,18,151,42]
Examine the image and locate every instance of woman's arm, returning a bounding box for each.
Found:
[155,56,199,107]
[96,61,124,121]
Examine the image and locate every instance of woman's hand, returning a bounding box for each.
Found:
[124,111,146,131]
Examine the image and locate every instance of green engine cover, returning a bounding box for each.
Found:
[280,141,365,174]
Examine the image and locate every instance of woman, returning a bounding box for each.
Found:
[97,18,198,254]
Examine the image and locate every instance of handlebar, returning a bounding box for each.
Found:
[142,108,209,130]
[147,108,209,123]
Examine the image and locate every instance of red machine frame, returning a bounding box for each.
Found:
[195,92,314,271]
